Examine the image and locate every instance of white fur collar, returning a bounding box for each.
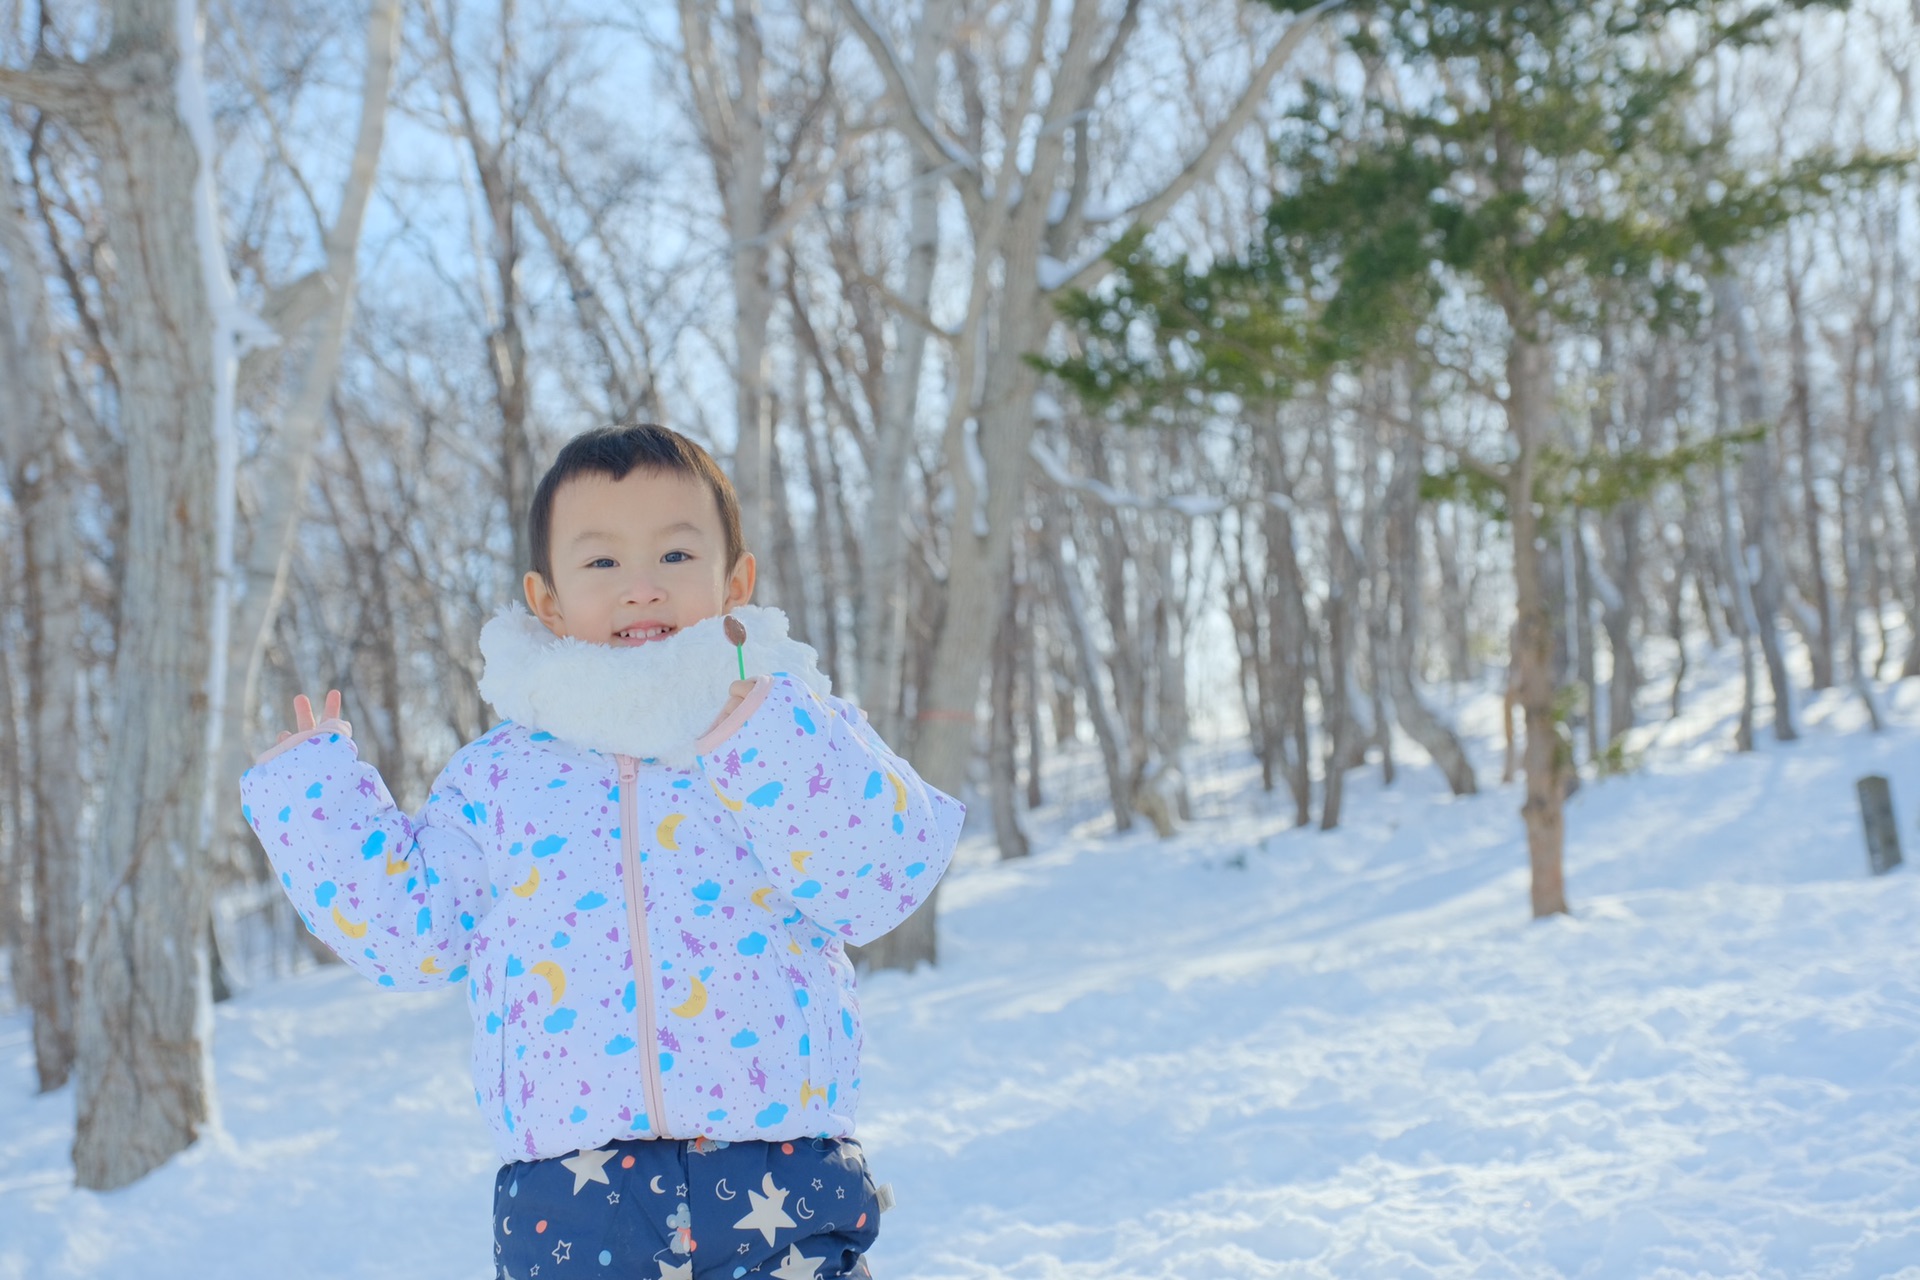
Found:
[477,604,831,767]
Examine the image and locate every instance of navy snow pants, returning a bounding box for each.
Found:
[493,1135,880,1279]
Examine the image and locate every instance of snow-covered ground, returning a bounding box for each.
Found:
[5,645,1920,1279]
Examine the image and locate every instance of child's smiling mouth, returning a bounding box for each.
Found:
[613,623,677,646]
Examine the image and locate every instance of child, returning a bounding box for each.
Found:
[241,424,965,1280]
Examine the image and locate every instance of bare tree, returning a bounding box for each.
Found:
[0,156,85,1093]
[1,0,234,1188]
[839,0,1333,968]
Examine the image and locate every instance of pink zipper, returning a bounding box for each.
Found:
[617,754,671,1137]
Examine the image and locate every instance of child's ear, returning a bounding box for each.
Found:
[524,570,566,636]
[724,552,757,610]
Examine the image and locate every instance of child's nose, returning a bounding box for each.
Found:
[622,572,666,604]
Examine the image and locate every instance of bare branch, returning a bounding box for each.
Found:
[1051,0,1343,295]
[834,0,983,204]
[0,57,96,120]
[1031,437,1235,516]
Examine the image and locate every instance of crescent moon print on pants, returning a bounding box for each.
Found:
[491,1134,881,1279]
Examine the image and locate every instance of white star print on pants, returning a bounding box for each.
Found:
[733,1171,799,1245]
[769,1244,826,1280]
[558,1146,617,1194]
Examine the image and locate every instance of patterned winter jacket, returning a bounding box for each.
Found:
[238,606,965,1163]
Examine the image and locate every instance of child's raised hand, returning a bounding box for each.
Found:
[278,689,351,745]
[253,689,353,767]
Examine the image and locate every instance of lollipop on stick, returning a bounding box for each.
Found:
[724,615,747,681]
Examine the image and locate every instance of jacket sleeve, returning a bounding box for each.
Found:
[694,675,966,946]
[239,728,492,991]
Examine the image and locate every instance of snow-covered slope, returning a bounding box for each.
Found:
[4,659,1919,1279]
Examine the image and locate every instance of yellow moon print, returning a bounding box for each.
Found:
[420,955,446,975]
[385,853,411,877]
[530,960,566,1005]
[710,780,744,813]
[331,905,368,939]
[511,867,541,898]
[750,886,776,911]
[790,850,814,873]
[656,813,685,850]
[669,974,708,1018]
[799,1080,829,1108]
[887,771,908,813]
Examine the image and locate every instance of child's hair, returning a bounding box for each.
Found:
[528,424,745,584]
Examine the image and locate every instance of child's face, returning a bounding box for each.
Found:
[523,467,755,648]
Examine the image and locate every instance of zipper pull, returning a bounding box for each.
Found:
[618,755,638,784]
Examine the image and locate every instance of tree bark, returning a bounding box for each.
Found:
[1320,460,1359,831]
[1785,266,1836,691]
[63,0,224,1189]
[1717,275,1797,741]
[1386,409,1476,795]
[0,166,85,1091]
[1713,325,1762,753]
[853,1,950,743]
[988,548,1029,859]
[1506,325,1570,918]
[1261,416,1313,824]
[1043,504,1133,835]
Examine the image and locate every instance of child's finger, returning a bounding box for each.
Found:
[294,694,315,732]
[324,689,342,722]
[278,731,291,743]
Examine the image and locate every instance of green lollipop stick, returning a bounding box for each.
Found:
[724,615,747,680]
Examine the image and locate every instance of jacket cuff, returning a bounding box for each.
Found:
[693,676,773,755]
[250,718,353,768]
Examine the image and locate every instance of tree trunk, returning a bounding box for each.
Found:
[1571,521,1601,759]
[1785,267,1836,691]
[1506,326,1570,918]
[764,414,810,633]
[425,0,536,579]
[1717,275,1797,741]
[792,353,846,682]
[1043,506,1133,835]
[0,172,85,1090]
[1021,532,1045,810]
[1713,323,1762,753]
[1150,529,1193,822]
[0,635,23,1012]
[1320,450,1359,831]
[19,474,87,1090]
[1838,356,1886,730]
[988,550,1028,859]
[1386,411,1476,795]
[66,0,223,1188]
[1262,440,1314,825]
[1431,504,1475,684]
[1087,435,1144,790]
[215,0,400,821]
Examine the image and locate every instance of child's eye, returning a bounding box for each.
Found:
[586,557,617,569]
[662,550,692,564]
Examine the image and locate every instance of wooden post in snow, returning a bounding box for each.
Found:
[1858,776,1903,876]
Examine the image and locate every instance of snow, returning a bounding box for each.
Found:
[5,647,1920,1278]
[963,417,991,538]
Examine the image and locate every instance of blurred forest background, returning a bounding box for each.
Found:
[0,0,1915,1190]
